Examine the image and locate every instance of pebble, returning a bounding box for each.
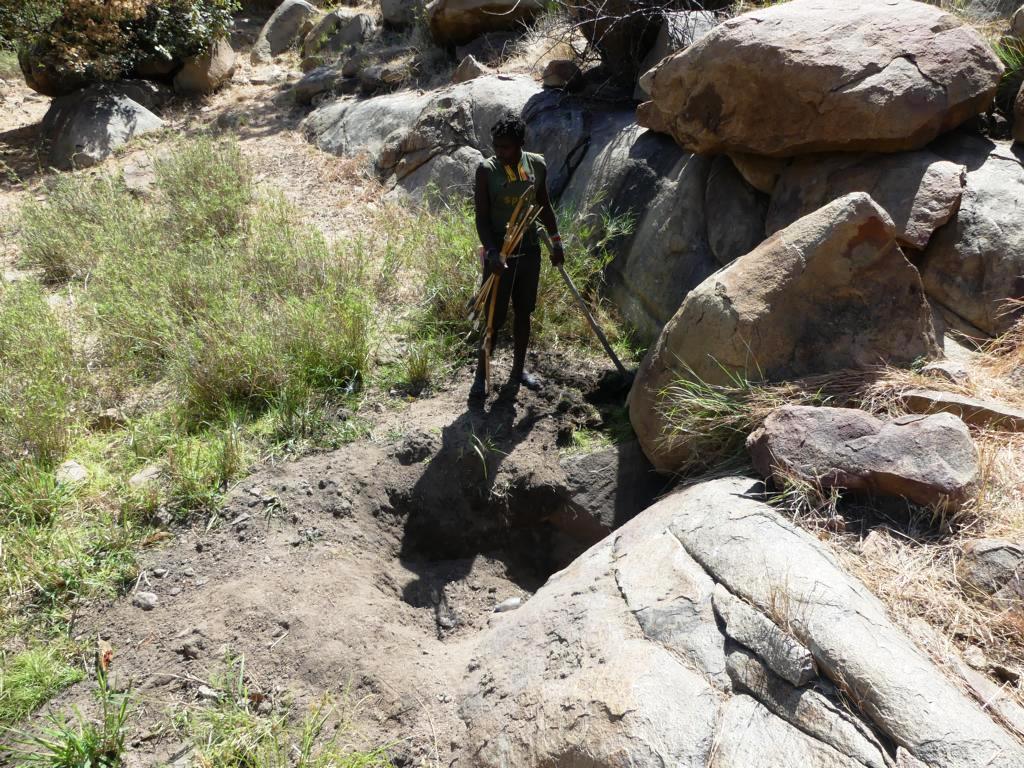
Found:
[152,567,168,578]
[177,640,205,660]
[197,685,220,701]
[55,460,89,485]
[132,591,159,611]
[494,597,522,613]
[169,586,182,597]
[183,567,195,577]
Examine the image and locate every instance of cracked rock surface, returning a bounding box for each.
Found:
[456,476,1024,768]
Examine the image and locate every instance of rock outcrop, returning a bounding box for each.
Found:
[638,0,1002,156]
[747,405,979,508]
[173,39,237,95]
[42,83,167,170]
[251,0,320,63]
[767,151,966,251]
[629,193,938,471]
[634,10,717,99]
[302,11,374,56]
[705,154,768,265]
[919,133,1024,336]
[427,0,545,46]
[900,389,1024,431]
[457,476,1024,768]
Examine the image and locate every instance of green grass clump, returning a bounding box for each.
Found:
[3,669,132,768]
[174,654,392,768]
[0,281,81,465]
[993,37,1024,115]
[0,646,83,726]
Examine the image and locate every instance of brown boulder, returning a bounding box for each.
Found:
[767,152,966,251]
[629,192,939,471]
[639,0,1001,157]
[427,0,544,47]
[747,405,979,508]
[173,39,237,95]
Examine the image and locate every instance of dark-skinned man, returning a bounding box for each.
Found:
[470,113,564,399]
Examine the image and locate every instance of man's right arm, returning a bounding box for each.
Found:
[474,165,499,253]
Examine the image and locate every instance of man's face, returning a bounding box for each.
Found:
[493,136,523,167]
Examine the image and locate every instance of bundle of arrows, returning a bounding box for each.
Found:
[466,185,542,392]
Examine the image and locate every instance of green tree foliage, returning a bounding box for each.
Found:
[16,0,238,89]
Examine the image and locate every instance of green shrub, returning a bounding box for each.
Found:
[0,0,63,50]
[19,175,150,284]
[0,281,80,465]
[994,37,1024,116]
[20,0,238,87]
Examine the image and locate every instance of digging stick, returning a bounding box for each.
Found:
[557,265,630,378]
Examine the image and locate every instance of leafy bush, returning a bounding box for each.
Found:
[0,0,63,50]
[20,0,238,90]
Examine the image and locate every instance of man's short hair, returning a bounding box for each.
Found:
[491,112,526,145]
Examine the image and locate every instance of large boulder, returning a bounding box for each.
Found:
[302,12,374,56]
[747,405,979,509]
[18,41,91,97]
[457,476,1024,768]
[634,10,717,100]
[42,83,166,170]
[767,151,967,251]
[705,154,768,265]
[381,0,422,28]
[251,0,320,63]
[920,133,1024,335]
[426,0,545,47]
[629,192,939,472]
[173,39,237,95]
[638,0,1002,157]
[559,111,717,342]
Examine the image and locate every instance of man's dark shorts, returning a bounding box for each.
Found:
[483,244,541,332]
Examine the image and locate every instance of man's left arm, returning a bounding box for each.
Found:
[536,164,564,267]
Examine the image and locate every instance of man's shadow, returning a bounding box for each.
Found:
[397,395,551,632]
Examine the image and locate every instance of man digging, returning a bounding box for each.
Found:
[470,113,564,400]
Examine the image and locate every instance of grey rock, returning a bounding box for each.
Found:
[458,475,1024,768]
[132,591,158,611]
[920,133,1024,335]
[901,389,1024,432]
[635,10,717,100]
[55,460,88,485]
[305,12,374,56]
[921,359,972,385]
[670,477,1024,768]
[959,539,1024,595]
[726,648,893,768]
[251,0,320,63]
[555,440,668,544]
[292,65,354,105]
[541,59,581,90]
[630,193,939,471]
[197,684,220,701]
[767,151,966,251]
[712,695,870,768]
[493,597,521,613]
[705,154,767,265]
[452,54,488,83]
[961,0,1020,19]
[42,85,164,170]
[129,465,162,490]
[746,405,980,509]
[381,0,422,27]
[713,584,816,687]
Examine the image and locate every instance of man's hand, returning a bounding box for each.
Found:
[549,237,565,267]
[485,247,505,272]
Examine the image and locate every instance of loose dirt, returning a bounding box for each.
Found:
[56,349,630,767]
